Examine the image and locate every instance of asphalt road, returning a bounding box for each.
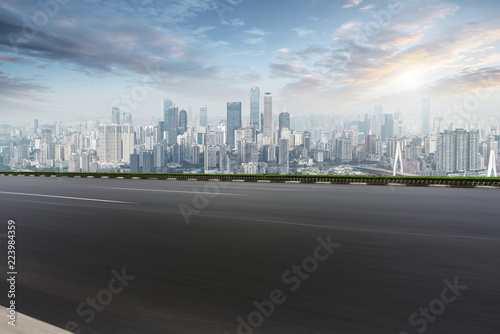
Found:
[0,175,499,334]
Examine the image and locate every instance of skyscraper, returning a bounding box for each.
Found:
[112,107,121,125]
[278,138,289,165]
[335,136,353,162]
[279,138,289,175]
[436,129,479,173]
[199,105,208,127]
[41,129,52,145]
[227,102,242,148]
[122,113,132,125]
[163,98,178,146]
[263,93,273,139]
[98,124,122,163]
[178,109,187,134]
[250,87,260,127]
[422,98,431,135]
[122,125,135,163]
[279,112,290,138]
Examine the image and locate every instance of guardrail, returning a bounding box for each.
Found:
[1,171,500,188]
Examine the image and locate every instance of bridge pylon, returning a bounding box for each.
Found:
[393,141,404,176]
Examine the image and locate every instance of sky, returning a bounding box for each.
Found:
[1,0,500,125]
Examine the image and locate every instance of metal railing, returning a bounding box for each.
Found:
[1,171,499,188]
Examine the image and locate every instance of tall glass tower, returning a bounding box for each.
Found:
[263,93,273,139]
[227,102,242,148]
[250,87,260,127]
[112,107,121,125]
[178,109,187,134]
[163,98,178,146]
[199,105,208,127]
[279,112,290,135]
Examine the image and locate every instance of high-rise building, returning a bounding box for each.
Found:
[424,136,437,154]
[365,135,377,154]
[250,87,260,127]
[122,113,132,125]
[98,124,122,163]
[422,98,431,135]
[157,121,165,141]
[199,105,208,127]
[244,125,257,143]
[122,125,135,163]
[242,141,259,164]
[436,130,454,173]
[142,151,154,173]
[278,138,289,165]
[436,129,479,173]
[381,114,394,141]
[279,112,290,138]
[163,98,178,146]
[468,130,480,171]
[263,93,273,139]
[279,138,289,175]
[335,137,353,162]
[81,151,92,172]
[372,113,382,137]
[112,107,121,125]
[68,153,80,172]
[204,145,218,172]
[227,102,242,148]
[153,144,165,168]
[41,129,52,146]
[130,152,140,173]
[34,119,39,132]
[178,109,187,134]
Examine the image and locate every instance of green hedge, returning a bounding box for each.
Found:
[0,171,499,186]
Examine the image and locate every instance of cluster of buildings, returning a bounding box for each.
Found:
[1,92,499,176]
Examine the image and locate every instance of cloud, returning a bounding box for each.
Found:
[243,27,268,44]
[273,1,500,110]
[0,71,50,100]
[222,18,245,26]
[0,4,219,80]
[270,63,310,78]
[243,28,268,36]
[359,4,375,11]
[423,67,500,96]
[343,0,363,9]
[243,37,265,45]
[0,54,29,64]
[293,27,314,38]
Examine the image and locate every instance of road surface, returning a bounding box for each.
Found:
[0,175,499,333]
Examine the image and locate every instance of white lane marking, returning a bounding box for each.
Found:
[0,191,133,204]
[138,183,305,192]
[1,198,105,208]
[97,187,245,196]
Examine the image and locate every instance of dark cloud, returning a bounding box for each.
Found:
[0,3,219,79]
[423,67,500,95]
[0,70,50,99]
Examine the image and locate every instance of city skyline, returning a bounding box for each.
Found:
[1,0,500,124]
